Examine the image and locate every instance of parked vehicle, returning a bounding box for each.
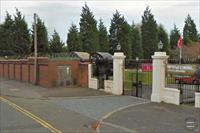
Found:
[175,68,200,84]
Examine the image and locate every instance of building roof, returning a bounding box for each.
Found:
[70,52,90,60]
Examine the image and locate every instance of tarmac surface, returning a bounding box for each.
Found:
[0,78,200,133]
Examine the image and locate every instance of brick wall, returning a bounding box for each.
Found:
[22,64,29,82]
[9,64,14,79]
[48,60,80,87]
[0,64,3,77]
[79,62,89,87]
[0,58,89,88]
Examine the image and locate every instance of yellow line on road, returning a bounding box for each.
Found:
[0,96,62,133]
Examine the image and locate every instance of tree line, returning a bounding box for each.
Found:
[0,4,199,59]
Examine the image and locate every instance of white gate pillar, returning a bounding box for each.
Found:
[151,52,169,102]
[112,52,126,95]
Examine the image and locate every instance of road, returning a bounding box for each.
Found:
[0,100,50,133]
[0,78,200,133]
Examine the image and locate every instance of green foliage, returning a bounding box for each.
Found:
[13,9,31,56]
[141,6,158,59]
[183,14,198,45]
[0,12,15,56]
[169,25,180,49]
[32,16,49,54]
[79,4,99,53]
[49,30,64,53]
[109,10,132,58]
[62,46,68,52]
[0,10,31,57]
[157,24,170,53]
[67,24,81,52]
[98,19,109,52]
[131,23,143,59]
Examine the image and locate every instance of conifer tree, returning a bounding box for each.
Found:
[67,24,81,52]
[183,14,198,44]
[49,30,64,53]
[0,12,15,56]
[109,10,132,58]
[32,16,49,54]
[131,23,143,59]
[79,4,99,53]
[98,19,109,52]
[157,24,170,53]
[170,25,180,49]
[13,9,31,56]
[141,6,158,58]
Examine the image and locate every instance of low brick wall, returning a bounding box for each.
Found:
[0,57,89,88]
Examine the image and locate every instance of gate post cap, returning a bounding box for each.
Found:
[152,52,169,59]
[113,52,126,59]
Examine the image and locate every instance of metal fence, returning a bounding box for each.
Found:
[166,58,200,104]
[123,59,152,99]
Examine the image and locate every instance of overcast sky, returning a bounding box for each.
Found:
[1,0,200,42]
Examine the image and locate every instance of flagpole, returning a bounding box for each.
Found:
[179,46,182,64]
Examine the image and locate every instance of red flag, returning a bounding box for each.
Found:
[177,36,183,48]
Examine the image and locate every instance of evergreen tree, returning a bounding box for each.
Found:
[169,25,180,49]
[98,19,109,52]
[13,9,31,56]
[79,4,99,53]
[157,24,170,53]
[109,10,132,58]
[49,30,64,53]
[131,23,143,59]
[183,14,198,44]
[67,24,81,52]
[141,6,158,58]
[32,16,49,54]
[0,12,15,56]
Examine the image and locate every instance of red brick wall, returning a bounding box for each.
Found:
[29,64,34,84]
[0,58,89,88]
[38,65,49,87]
[0,64,3,77]
[4,63,9,78]
[9,64,14,79]
[15,64,21,80]
[48,60,80,87]
[79,63,89,87]
[22,64,29,82]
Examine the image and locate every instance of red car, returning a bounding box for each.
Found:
[175,77,200,84]
[175,68,200,84]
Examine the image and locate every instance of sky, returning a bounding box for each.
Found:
[1,0,200,43]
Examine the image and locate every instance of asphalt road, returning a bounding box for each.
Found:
[0,101,49,133]
[0,78,200,133]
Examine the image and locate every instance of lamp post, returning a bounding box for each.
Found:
[135,57,139,97]
[158,40,163,51]
[34,13,38,85]
[116,43,121,52]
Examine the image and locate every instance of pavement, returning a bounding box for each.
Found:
[0,78,200,133]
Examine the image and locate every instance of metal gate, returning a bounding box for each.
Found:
[123,59,152,99]
[178,82,200,104]
[166,58,200,104]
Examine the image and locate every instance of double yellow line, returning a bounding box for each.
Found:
[0,97,62,133]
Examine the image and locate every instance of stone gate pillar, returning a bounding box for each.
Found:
[112,52,126,95]
[151,52,169,102]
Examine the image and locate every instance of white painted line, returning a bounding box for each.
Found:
[102,121,138,133]
[96,101,150,133]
